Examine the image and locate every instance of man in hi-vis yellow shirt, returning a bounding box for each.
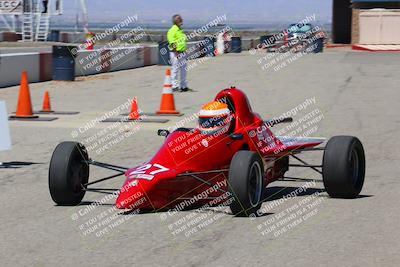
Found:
[167,14,189,92]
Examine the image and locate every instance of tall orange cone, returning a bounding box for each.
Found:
[129,97,140,120]
[156,69,181,115]
[40,91,53,113]
[10,71,38,119]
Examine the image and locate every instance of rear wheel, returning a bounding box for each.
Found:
[49,142,89,205]
[322,136,365,198]
[228,151,265,217]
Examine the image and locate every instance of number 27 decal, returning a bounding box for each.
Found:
[128,163,169,180]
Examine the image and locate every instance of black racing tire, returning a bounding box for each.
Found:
[49,142,89,205]
[322,136,365,199]
[228,151,265,217]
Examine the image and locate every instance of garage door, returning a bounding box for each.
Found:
[381,13,400,44]
[359,11,400,44]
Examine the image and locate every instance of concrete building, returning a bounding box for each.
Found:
[332,0,400,44]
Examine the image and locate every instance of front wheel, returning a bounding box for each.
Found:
[49,142,89,205]
[322,136,365,198]
[228,151,265,217]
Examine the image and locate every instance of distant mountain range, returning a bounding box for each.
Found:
[48,21,332,33]
[1,0,333,32]
[59,0,332,23]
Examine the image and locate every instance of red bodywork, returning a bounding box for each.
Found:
[116,88,324,210]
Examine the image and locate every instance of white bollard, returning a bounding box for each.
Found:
[0,101,12,152]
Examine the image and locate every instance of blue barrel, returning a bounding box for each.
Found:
[312,38,324,53]
[203,37,215,57]
[52,46,76,81]
[48,30,60,42]
[231,37,242,53]
[158,41,170,65]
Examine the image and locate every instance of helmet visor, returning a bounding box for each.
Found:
[199,115,230,130]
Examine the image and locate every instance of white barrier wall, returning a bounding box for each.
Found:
[109,46,144,72]
[0,52,52,88]
[0,101,12,151]
[75,45,154,76]
[148,46,159,65]
[75,50,103,76]
[0,53,39,88]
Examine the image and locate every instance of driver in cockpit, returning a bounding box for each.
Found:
[198,101,233,136]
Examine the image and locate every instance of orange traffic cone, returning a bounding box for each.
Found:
[10,71,38,119]
[129,97,140,120]
[36,91,78,115]
[156,69,181,115]
[40,91,53,113]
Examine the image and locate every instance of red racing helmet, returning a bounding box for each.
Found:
[198,101,232,135]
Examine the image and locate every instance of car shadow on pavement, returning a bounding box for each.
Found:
[75,201,115,206]
[263,186,325,202]
[353,194,373,199]
[75,184,372,217]
[0,161,42,169]
[264,186,373,202]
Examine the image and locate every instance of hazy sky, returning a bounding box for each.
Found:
[62,0,332,23]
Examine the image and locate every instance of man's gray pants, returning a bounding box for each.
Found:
[170,52,188,89]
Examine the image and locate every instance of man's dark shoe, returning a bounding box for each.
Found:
[180,87,191,92]
[172,87,180,92]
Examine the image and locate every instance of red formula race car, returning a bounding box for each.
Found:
[49,87,366,216]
